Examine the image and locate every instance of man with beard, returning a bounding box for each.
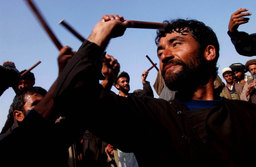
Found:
[229,62,251,85]
[114,71,131,97]
[240,59,256,103]
[49,15,256,166]
[114,71,154,99]
[4,15,256,167]
[113,71,139,167]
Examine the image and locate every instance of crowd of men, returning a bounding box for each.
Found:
[0,7,256,167]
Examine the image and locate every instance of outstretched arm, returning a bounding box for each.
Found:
[228,8,251,33]
[228,9,256,56]
[34,46,74,120]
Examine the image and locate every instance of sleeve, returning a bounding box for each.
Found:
[0,109,77,166]
[53,40,105,100]
[142,81,154,97]
[0,65,19,96]
[52,40,146,151]
[228,31,256,56]
[240,82,250,101]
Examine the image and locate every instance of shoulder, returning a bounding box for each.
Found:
[235,82,243,87]
[129,95,186,115]
[222,98,254,105]
[235,83,244,91]
[221,99,256,114]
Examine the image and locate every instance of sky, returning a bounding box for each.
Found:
[0,0,256,130]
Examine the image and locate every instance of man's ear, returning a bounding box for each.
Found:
[204,45,216,62]
[13,110,25,122]
[115,84,120,89]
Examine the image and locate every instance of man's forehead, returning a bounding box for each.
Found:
[118,77,128,81]
[224,72,233,76]
[249,64,256,67]
[171,27,191,35]
[158,28,193,44]
[19,79,33,83]
[24,93,43,99]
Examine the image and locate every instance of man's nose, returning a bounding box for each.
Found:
[18,84,24,90]
[162,49,174,59]
[161,49,174,65]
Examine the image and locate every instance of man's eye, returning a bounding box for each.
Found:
[157,52,163,58]
[173,42,181,47]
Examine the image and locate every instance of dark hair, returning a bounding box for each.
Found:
[1,86,47,134]
[10,86,47,113]
[114,71,130,84]
[229,63,246,72]
[155,19,220,65]
[245,59,256,71]
[19,70,35,81]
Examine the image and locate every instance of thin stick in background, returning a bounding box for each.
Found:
[20,61,41,77]
[147,63,157,72]
[59,19,86,42]
[146,55,159,72]
[25,0,63,50]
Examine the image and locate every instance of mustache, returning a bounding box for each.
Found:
[162,59,186,70]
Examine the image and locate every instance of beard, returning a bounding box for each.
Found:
[119,85,130,94]
[162,56,212,98]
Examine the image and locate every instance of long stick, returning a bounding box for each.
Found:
[126,20,166,29]
[59,19,86,42]
[146,55,159,71]
[147,63,157,72]
[25,0,62,50]
[21,61,41,77]
[58,19,105,80]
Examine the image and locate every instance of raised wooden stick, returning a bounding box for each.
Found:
[146,55,159,71]
[20,61,41,77]
[59,19,86,42]
[126,20,166,29]
[25,0,62,50]
[147,63,157,72]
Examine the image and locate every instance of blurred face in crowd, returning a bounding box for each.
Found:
[13,93,43,122]
[233,70,244,82]
[248,64,256,75]
[115,77,130,94]
[223,72,234,85]
[22,93,43,113]
[18,79,35,91]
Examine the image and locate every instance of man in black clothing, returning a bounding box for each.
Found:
[0,46,76,167]
[115,71,154,98]
[229,62,250,85]
[51,15,256,167]
[0,86,47,137]
[2,15,256,167]
[114,71,131,97]
[0,61,19,96]
[228,8,256,56]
